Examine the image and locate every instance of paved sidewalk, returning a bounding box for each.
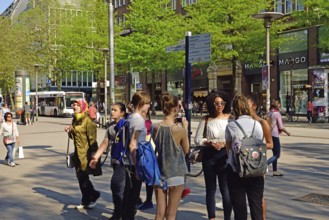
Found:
[0,116,328,220]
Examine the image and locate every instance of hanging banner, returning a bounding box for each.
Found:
[262,65,268,91]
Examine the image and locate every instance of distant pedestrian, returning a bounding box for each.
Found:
[1,103,10,123]
[267,99,291,177]
[64,99,101,209]
[88,101,97,123]
[1,112,20,167]
[153,94,189,220]
[30,101,36,125]
[23,102,31,126]
[307,100,313,123]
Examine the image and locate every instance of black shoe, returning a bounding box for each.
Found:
[88,191,101,209]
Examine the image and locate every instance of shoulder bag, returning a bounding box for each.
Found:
[189,116,208,163]
[66,137,75,168]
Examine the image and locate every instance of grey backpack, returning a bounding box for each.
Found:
[234,120,267,178]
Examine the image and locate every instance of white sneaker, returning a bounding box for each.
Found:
[9,162,16,167]
[75,204,86,209]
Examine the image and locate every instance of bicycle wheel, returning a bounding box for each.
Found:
[292,115,298,122]
[186,162,203,177]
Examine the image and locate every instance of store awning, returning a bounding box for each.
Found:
[194,90,208,97]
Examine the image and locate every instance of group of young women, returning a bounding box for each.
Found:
[65,90,290,220]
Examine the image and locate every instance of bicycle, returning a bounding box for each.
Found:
[286,109,299,122]
[185,145,203,177]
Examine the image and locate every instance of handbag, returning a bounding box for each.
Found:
[86,127,102,176]
[189,116,208,163]
[3,122,14,145]
[66,137,75,169]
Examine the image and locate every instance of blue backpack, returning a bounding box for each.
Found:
[111,118,127,163]
[135,125,167,189]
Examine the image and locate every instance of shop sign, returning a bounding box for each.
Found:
[192,68,203,79]
[278,51,308,71]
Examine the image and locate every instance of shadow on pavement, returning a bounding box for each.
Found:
[33,187,113,220]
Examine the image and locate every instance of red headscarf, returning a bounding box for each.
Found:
[73,99,88,113]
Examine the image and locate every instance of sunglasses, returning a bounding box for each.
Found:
[214,101,226,107]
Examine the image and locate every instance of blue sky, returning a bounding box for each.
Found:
[0,0,14,14]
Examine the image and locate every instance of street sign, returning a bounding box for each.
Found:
[190,33,211,42]
[189,55,211,63]
[188,33,211,63]
[166,44,185,53]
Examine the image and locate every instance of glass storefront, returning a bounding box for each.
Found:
[279,69,308,114]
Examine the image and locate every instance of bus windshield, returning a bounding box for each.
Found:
[65,92,85,108]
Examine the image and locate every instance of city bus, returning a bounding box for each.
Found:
[30,91,85,116]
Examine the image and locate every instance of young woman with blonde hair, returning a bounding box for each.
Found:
[153,94,189,220]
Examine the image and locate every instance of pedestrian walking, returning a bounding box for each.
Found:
[1,112,20,167]
[30,101,36,125]
[1,103,10,123]
[90,102,127,220]
[137,109,155,210]
[307,99,313,123]
[64,99,101,209]
[122,91,151,220]
[194,90,232,220]
[23,102,31,126]
[267,99,291,176]
[153,94,189,220]
[225,94,265,220]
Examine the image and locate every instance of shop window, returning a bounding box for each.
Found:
[318,26,329,63]
[280,69,308,114]
[279,29,308,53]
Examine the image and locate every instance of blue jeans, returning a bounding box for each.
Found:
[5,143,15,163]
[267,136,281,171]
[202,148,232,220]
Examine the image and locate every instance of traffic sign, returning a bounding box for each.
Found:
[190,33,211,42]
[166,44,185,53]
[188,33,211,63]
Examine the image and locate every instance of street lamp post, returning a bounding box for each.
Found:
[100,48,109,127]
[252,12,284,112]
[106,0,115,106]
[33,64,41,122]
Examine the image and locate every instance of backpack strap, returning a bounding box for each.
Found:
[234,120,256,138]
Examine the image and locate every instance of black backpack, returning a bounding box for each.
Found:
[233,120,267,178]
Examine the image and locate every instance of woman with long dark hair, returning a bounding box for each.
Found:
[195,90,232,220]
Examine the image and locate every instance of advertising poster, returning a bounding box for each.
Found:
[25,77,30,104]
[15,77,23,109]
[312,69,328,117]
[262,65,268,91]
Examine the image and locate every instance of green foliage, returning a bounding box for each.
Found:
[115,0,186,73]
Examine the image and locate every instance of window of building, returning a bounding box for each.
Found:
[171,0,176,10]
[285,0,293,14]
[296,0,303,11]
[279,29,308,53]
[318,26,329,63]
[274,0,283,13]
[182,0,187,7]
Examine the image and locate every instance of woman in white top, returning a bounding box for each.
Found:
[194,90,232,220]
[1,112,20,167]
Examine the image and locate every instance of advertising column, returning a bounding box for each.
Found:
[15,70,30,110]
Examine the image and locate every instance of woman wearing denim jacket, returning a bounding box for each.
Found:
[225,94,264,220]
[194,90,232,220]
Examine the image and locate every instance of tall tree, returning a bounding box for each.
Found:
[185,0,288,92]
